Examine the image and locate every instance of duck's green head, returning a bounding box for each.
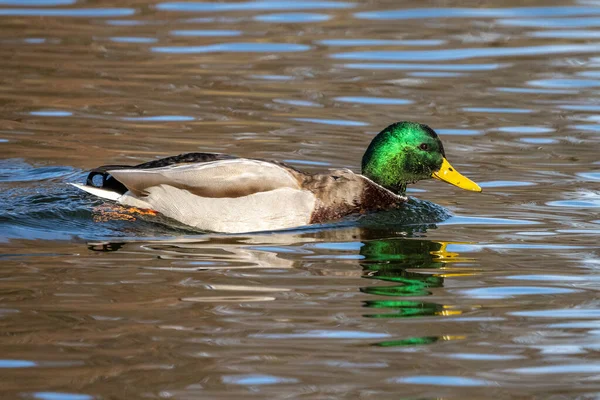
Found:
[361,121,481,195]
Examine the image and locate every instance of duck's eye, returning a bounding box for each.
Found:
[419,143,429,151]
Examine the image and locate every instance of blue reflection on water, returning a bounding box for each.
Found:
[504,275,588,281]
[499,17,600,28]
[283,159,332,166]
[342,62,508,71]
[520,138,558,144]
[442,216,538,225]
[443,353,525,361]
[512,308,600,318]
[294,118,368,126]
[33,393,92,400]
[460,286,578,299]
[496,86,576,94]
[334,96,412,105]
[157,1,355,12]
[479,181,535,188]
[254,12,331,22]
[110,37,157,43]
[274,99,321,107]
[320,39,445,46]
[23,38,47,44]
[571,124,600,132]
[497,126,554,133]
[250,74,294,80]
[508,364,600,374]
[152,42,311,53]
[122,115,195,122]
[530,30,600,38]
[0,8,135,17]
[170,29,242,36]
[0,0,74,5]
[332,44,600,61]
[310,241,364,250]
[356,6,600,20]
[30,110,72,117]
[0,359,36,368]
[577,172,600,181]
[409,71,465,78]
[464,107,532,114]
[223,374,298,385]
[437,128,482,135]
[252,330,390,339]
[547,200,600,208]
[389,375,490,386]
[105,20,148,26]
[529,78,600,88]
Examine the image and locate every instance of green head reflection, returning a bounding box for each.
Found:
[360,239,470,319]
[359,238,473,347]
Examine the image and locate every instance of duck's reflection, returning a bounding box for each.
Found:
[359,238,471,346]
[360,239,467,316]
[86,229,472,342]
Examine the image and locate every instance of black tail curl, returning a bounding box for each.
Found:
[86,165,130,194]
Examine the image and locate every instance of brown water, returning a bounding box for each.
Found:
[1,0,600,399]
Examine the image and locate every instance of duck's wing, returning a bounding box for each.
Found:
[85,153,236,195]
[94,154,302,198]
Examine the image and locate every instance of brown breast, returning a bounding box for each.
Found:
[291,169,406,224]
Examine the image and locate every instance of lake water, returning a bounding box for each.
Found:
[1,0,600,398]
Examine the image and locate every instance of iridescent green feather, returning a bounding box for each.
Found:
[361,121,445,194]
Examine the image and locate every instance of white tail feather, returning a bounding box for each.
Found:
[70,183,121,201]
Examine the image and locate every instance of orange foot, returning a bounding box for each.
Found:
[92,204,158,222]
[122,206,158,216]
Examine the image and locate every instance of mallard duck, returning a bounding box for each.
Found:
[72,121,481,233]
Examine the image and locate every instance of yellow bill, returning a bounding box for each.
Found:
[432,158,482,192]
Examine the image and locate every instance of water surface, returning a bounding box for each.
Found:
[1,0,600,398]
